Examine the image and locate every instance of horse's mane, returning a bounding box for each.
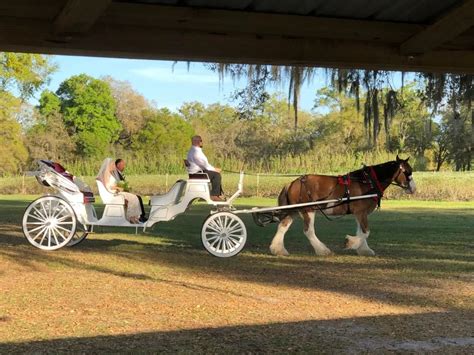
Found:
[349,161,399,182]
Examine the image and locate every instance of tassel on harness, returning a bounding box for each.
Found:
[337,174,352,214]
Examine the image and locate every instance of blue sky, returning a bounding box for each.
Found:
[40,55,323,112]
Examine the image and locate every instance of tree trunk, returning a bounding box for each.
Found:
[470,108,473,170]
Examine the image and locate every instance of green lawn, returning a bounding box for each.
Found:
[0,195,473,352]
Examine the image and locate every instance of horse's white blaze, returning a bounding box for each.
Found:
[408,178,417,194]
[303,212,332,256]
[270,217,293,256]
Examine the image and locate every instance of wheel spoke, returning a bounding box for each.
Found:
[27,214,46,223]
[206,235,219,243]
[55,224,73,234]
[206,223,221,233]
[205,231,220,238]
[47,229,52,247]
[51,229,60,246]
[228,225,243,234]
[32,226,47,241]
[214,217,223,230]
[42,202,50,219]
[28,224,47,234]
[210,237,221,248]
[52,204,67,219]
[37,227,47,245]
[32,206,47,220]
[52,227,67,241]
[228,230,243,238]
[228,234,243,242]
[56,220,74,225]
[227,238,238,249]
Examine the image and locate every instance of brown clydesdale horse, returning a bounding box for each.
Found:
[270,156,416,256]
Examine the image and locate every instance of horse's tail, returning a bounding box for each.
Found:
[278,184,290,207]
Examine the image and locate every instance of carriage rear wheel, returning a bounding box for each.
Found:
[22,196,77,250]
[201,212,247,257]
[67,223,89,247]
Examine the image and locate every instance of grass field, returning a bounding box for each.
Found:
[2,170,474,200]
[0,195,473,353]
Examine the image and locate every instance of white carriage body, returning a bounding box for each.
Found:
[28,160,244,232]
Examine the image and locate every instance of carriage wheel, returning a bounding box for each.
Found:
[22,196,77,251]
[67,223,89,247]
[201,212,247,257]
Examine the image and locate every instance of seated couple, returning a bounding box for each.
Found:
[186,135,224,202]
[97,158,147,224]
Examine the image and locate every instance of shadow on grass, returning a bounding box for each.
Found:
[1,199,473,312]
[0,311,473,353]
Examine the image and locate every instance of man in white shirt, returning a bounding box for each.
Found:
[186,135,223,201]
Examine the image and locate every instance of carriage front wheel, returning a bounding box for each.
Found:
[201,212,247,257]
[22,196,77,251]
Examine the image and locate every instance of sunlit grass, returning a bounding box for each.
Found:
[0,195,473,352]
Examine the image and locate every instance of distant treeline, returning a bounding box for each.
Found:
[1,53,472,177]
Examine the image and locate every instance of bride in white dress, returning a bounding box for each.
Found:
[97,158,141,224]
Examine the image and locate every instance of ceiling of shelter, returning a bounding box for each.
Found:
[0,0,473,73]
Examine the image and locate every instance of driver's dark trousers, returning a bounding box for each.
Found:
[203,170,223,196]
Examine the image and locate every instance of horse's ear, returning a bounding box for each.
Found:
[396,154,400,162]
[405,156,410,162]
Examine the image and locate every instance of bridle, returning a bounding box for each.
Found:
[390,164,413,190]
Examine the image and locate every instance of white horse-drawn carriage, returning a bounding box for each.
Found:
[23,160,248,257]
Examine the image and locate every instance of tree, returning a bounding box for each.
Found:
[38,89,61,116]
[0,92,28,175]
[182,102,241,162]
[0,52,56,174]
[207,63,317,129]
[56,74,121,157]
[25,90,75,162]
[313,87,366,152]
[0,53,57,100]
[103,76,151,148]
[133,108,194,158]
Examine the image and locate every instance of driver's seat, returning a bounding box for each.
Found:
[184,159,209,180]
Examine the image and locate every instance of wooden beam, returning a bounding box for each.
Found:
[0,18,472,74]
[103,3,422,44]
[53,0,111,35]
[400,0,474,55]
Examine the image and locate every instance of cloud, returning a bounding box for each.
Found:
[130,66,219,84]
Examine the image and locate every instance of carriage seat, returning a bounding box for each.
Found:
[183,159,209,180]
[96,179,125,204]
[150,180,187,206]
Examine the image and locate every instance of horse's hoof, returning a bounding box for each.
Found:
[315,247,332,256]
[345,235,362,250]
[270,246,290,256]
[357,248,375,256]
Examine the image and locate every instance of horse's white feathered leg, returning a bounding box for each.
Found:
[345,220,375,256]
[303,211,332,256]
[270,215,293,256]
